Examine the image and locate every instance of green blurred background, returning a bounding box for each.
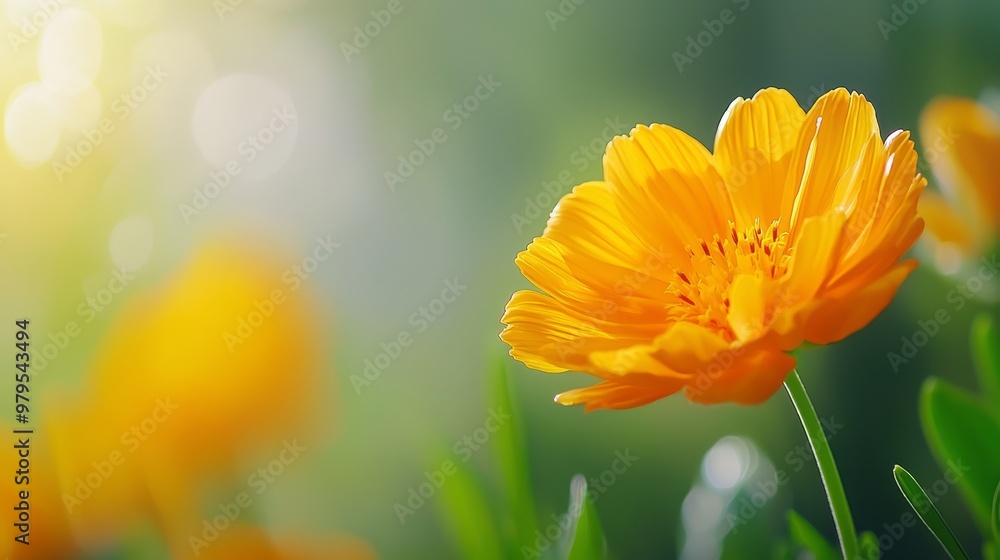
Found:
[3,0,1000,558]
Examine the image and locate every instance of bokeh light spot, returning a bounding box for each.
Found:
[5,82,61,166]
[38,8,103,94]
[192,74,299,181]
[701,436,750,491]
[681,485,727,529]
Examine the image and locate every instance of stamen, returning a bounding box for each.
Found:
[664,218,791,332]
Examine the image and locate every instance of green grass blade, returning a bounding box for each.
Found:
[787,510,839,560]
[893,465,971,560]
[489,354,538,549]
[436,455,506,560]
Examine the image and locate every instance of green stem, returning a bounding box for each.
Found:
[784,369,859,559]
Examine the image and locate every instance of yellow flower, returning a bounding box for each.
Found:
[918,97,1000,272]
[501,88,925,410]
[47,241,328,547]
[0,424,78,559]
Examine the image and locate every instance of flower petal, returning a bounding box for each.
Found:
[652,322,732,374]
[514,182,675,332]
[825,131,925,293]
[501,291,650,374]
[803,260,918,345]
[919,190,976,252]
[785,89,880,235]
[921,97,1000,229]
[683,342,797,405]
[604,124,733,266]
[714,88,806,229]
[728,273,775,342]
[556,380,683,411]
[516,237,671,333]
[589,343,691,379]
[781,211,847,304]
[540,181,655,270]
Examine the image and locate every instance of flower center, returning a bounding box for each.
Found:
[666,218,791,335]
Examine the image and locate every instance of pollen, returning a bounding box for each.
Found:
[667,218,790,331]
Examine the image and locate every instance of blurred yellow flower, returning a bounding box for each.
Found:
[47,241,330,550]
[0,424,78,559]
[918,97,1000,272]
[502,88,925,410]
